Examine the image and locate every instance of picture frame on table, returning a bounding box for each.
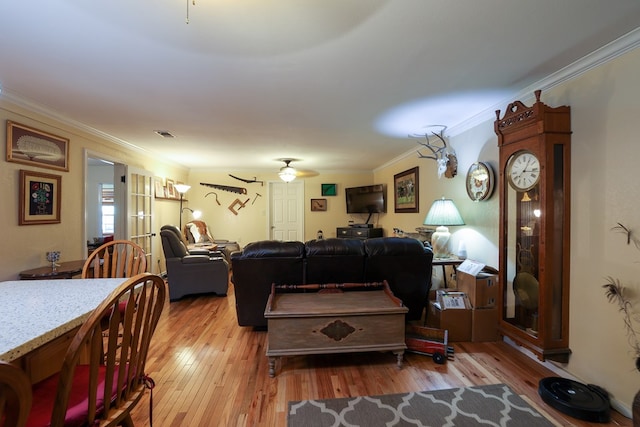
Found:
[19,169,62,225]
[165,179,177,199]
[154,177,166,198]
[394,166,419,213]
[7,121,70,172]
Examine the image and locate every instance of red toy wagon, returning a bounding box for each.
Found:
[405,325,454,364]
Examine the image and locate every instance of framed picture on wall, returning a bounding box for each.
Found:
[311,198,327,211]
[19,169,62,225]
[321,183,337,196]
[7,121,70,172]
[394,166,419,213]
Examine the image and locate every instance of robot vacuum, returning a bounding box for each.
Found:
[538,377,611,423]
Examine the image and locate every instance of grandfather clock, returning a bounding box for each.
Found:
[495,90,571,362]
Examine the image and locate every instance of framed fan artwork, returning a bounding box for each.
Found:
[6,121,70,171]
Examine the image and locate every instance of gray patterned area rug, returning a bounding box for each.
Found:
[288,383,555,427]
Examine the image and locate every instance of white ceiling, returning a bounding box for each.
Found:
[1,1,640,174]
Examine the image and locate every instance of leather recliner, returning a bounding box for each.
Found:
[160,226,229,301]
[364,237,434,321]
[230,240,305,328]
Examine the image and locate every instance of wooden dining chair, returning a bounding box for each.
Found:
[82,240,147,279]
[0,361,32,427]
[26,273,167,427]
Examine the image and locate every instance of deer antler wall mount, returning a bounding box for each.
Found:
[411,125,458,179]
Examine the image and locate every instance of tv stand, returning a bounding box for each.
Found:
[337,227,383,240]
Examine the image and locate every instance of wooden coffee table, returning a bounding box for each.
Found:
[19,260,85,280]
[264,281,408,377]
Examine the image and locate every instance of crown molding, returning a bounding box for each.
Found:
[3,26,639,173]
[447,26,640,137]
[377,27,640,172]
[1,89,173,163]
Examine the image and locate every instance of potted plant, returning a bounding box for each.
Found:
[603,223,640,423]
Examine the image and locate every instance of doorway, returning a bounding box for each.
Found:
[85,155,115,255]
[268,181,304,241]
[84,153,155,269]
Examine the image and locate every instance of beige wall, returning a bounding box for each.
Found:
[0,102,188,280]
[374,123,500,286]
[1,45,639,415]
[374,48,640,415]
[181,170,375,244]
[553,47,640,415]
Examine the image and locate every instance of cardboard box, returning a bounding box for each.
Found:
[471,307,498,342]
[426,292,472,342]
[456,270,498,308]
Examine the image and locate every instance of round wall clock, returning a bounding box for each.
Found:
[466,162,494,201]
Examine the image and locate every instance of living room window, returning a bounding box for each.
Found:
[101,183,115,235]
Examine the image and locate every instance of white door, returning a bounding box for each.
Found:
[114,164,155,271]
[269,181,304,241]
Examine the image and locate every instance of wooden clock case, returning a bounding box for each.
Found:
[495,90,572,362]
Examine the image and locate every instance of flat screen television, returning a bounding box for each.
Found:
[345,184,387,218]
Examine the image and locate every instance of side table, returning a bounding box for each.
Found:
[432,258,464,288]
[19,260,86,280]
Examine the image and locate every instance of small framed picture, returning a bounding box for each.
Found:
[19,169,62,225]
[165,179,176,199]
[311,198,327,212]
[321,183,337,196]
[154,177,165,198]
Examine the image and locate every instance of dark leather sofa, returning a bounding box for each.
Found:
[231,237,433,328]
[363,237,433,320]
[231,241,305,328]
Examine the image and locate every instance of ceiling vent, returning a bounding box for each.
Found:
[154,130,175,138]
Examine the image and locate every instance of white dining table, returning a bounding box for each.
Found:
[0,278,127,362]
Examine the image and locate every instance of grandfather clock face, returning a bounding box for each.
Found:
[507,151,540,192]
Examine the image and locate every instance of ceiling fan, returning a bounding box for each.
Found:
[277,159,318,182]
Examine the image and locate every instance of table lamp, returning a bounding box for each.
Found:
[182,207,202,221]
[423,197,464,258]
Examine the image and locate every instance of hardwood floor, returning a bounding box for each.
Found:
[130,282,631,426]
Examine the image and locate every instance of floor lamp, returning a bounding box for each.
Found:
[174,184,191,231]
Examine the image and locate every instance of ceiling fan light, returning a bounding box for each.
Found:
[279,166,297,182]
